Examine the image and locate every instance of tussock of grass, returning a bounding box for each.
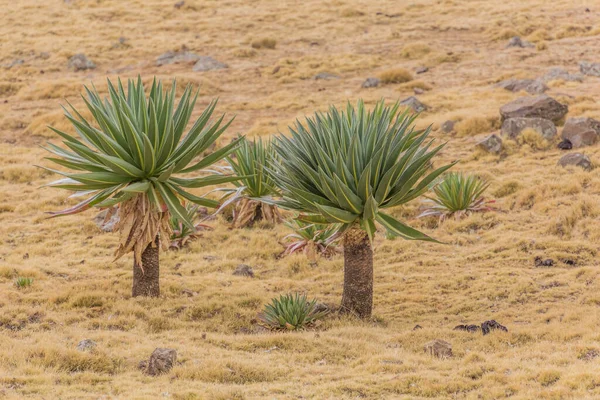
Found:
[454,116,498,136]
[400,43,432,59]
[251,38,277,49]
[378,68,413,84]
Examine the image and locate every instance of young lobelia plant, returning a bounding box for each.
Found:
[271,100,455,318]
[418,172,495,222]
[259,293,328,331]
[281,220,340,259]
[218,136,281,227]
[41,76,240,297]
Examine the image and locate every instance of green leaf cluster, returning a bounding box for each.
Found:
[259,293,328,330]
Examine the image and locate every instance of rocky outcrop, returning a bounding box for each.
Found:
[501,117,557,140]
[499,95,568,123]
[557,153,592,170]
[561,117,600,148]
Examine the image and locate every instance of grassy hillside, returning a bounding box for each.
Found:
[2,0,600,398]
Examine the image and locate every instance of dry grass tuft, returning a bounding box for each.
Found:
[251,38,277,49]
[400,43,432,59]
[378,68,413,84]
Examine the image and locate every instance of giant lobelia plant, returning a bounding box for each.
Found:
[42,76,240,297]
[271,100,455,318]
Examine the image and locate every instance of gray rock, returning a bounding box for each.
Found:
[499,95,568,123]
[580,61,600,77]
[476,134,503,154]
[314,72,340,80]
[144,348,177,376]
[174,1,184,8]
[415,66,429,74]
[156,50,200,66]
[424,339,452,359]
[413,87,424,95]
[68,54,96,71]
[440,120,455,133]
[557,153,592,170]
[77,339,97,352]
[540,67,584,83]
[506,36,534,48]
[233,264,254,278]
[399,96,428,113]
[561,117,600,148]
[361,77,380,88]
[2,59,24,69]
[497,78,548,94]
[93,208,119,233]
[192,56,228,72]
[501,117,557,140]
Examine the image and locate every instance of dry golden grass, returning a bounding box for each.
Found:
[3,0,600,398]
[378,68,413,84]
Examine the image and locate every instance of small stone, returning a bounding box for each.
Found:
[361,77,380,88]
[233,264,254,278]
[2,59,24,69]
[496,78,548,95]
[506,36,534,48]
[501,117,557,140]
[399,96,428,112]
[77,339,97,352]
[557,153,592,170]
[453,324,481,333]
[440,120,455,133]
[38,52,50,60]
[415,66,429,74]
[499,95,568,123]
[272,65,281,74]
[174,1,184,8]
[481,320,508,335]
[424,339,452,359]
[561,117,600,148]
[540,67,584,83]
[412,324,423,330]
[413,87,424,95]
[192,56,228,72]
[68,54,96,71]
[145,348,177,376]
[314,72,340,80]
[557,138,573,150]
[534,256,555,268]
[156,50,200,66]
[579,61,600,77]
[476,134,503,154]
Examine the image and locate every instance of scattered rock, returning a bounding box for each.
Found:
[496,78,548,95]
[313,302,330,314]
[413,87,424,95]
[561,117,600,148]
[415,66,429,74]
[314,72,340,80]
[174,0,184,8]
[38,52,50,60]
[93,208,119,233]
[68,54,96,71]
[476,134,503,154]
[481,320,508,335]
[499,95,568,123]
[540,67,584,83]
[399,96,428,112]
[580,349,600,361]
[156,50,200,66]
[412,324,423,330]
[77,339,97,352]
[424,339,452,359]
[535,256,555,267]
[233,264,254,278]
[557,138,573,150]
[144,348,177,376]
[557,153,592,170]
[579,61,600,77]
[453,324,481,333]
[501,117,557,140]
[2,59,24,69]
[440,120,455,134]
[361,77,380,88]
[192,56,228,72]
[506,36,534,48]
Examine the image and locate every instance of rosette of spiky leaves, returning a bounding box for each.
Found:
[42,76,241,265]
[169,203,212,250]
[259,293,328,331]
[281,220,340,258]
[271,99,456,241]
[218,136,282,227]
[418,172,495,221]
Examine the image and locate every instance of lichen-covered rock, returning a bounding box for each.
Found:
[476,134,503,154]
[144,348,177,376]
[499,95,568,123]
[156,50,200,66]
[561,117,600,148]
[233,264,254,277]
[77,339,97,352]
[506,36,534,48]
[440,120,455,133]
[539,67,584,83]
[481,320,508,335]
[557,153,592,170]
[501,117,557,140]
[497,78,548,94]
[68,54,96,71]
[424,339,452,358]
[192,56,228,72]
[399,96,428,112]
[580,61,600,77]
[361,77,380,88]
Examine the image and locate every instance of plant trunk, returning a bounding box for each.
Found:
[341,229,373,319]
[132,236,160,297]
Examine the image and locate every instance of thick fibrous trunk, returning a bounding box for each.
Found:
[341,229,373,319]
[132,236,160,297]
